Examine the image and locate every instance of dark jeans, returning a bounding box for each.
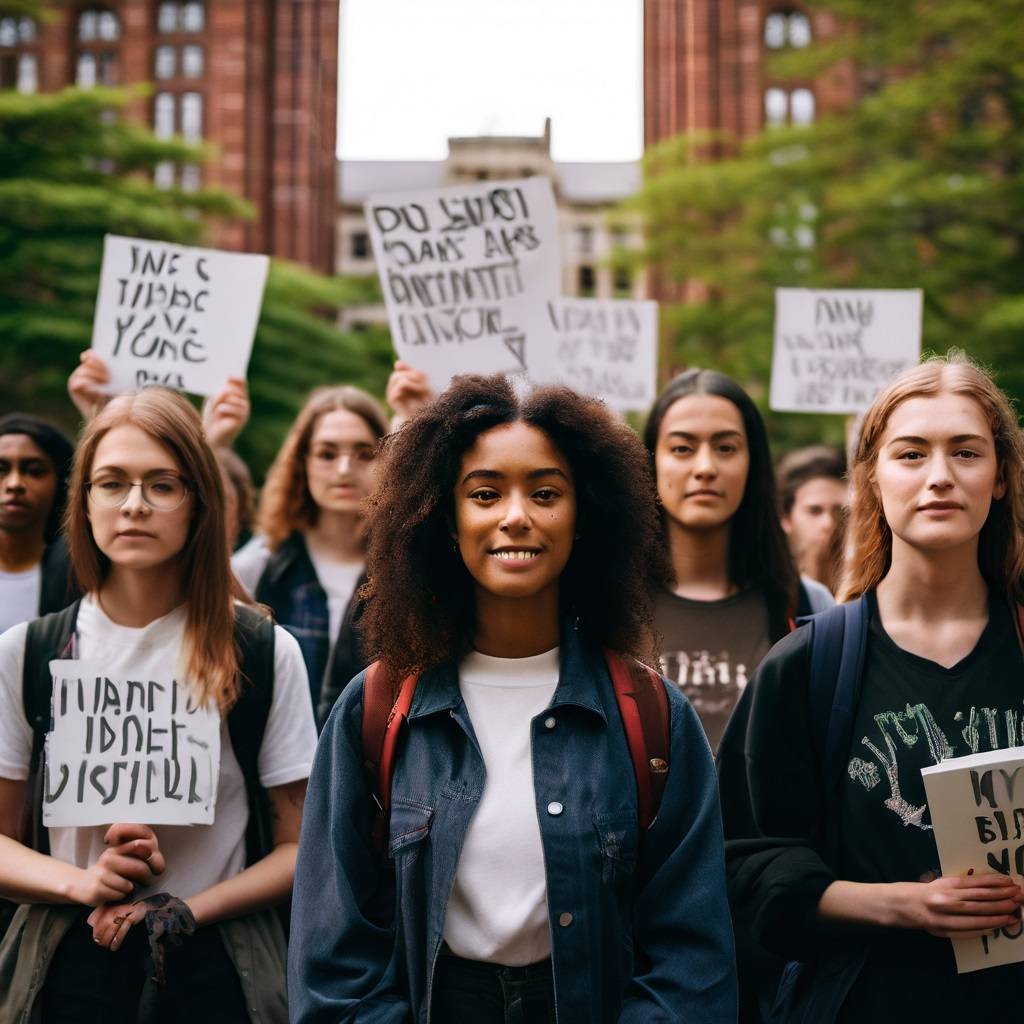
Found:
[41,912,250,1023]
[431,953,557,1024]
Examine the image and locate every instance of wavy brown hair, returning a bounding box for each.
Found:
[65,389,249,711]
[257,386,389,549]
[839,353,1024,604]
[361,375,671,684]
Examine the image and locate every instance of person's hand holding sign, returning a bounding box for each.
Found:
[202,376,251,448]
[386,361,434,428]
[67,349,112,422]
[73,822,165,907]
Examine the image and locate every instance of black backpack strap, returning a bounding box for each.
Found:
[226,604,276,866]
[21,600,81,853]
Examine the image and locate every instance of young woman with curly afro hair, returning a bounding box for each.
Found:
[288,373,737,1023]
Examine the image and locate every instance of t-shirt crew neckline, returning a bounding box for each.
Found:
[78,593,188,647]
[459,646,561,687]
[866,588,1006,679]
[660,585,758,611]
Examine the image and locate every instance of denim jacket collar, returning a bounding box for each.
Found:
[407,620,608,723]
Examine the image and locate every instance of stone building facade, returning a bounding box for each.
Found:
[0,1,338,272]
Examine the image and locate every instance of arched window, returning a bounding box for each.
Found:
[764,10,812,50]
[157,2,204,34]
[0,16,39,93]
[763,87,816,128]
[76,9,120,87]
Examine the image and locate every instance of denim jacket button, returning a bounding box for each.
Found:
[544,716,557,729]
[547,801,563,816]
[558,912,573,927]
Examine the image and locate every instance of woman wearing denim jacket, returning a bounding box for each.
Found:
[289,375,737,1023]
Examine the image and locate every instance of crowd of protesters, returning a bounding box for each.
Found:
[0,345,1021,1023]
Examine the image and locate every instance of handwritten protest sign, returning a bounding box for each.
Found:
[545,298,657,411]
[90,234,270,397]
[365,177,561,389]
[43,660,221,827]
[769,288,922,414]
[922,747,1024,972]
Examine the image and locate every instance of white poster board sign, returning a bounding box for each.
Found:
[922,747,1024,973]
[365,177,561,390]
[90,234,270,397]
[546,298,658,411]
[44,660,221,827]
[769,288,922,413]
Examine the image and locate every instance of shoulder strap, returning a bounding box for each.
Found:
[227,604,276,866]
[603,651,670,832]
[361,661,417,853]
[24,601,81,770]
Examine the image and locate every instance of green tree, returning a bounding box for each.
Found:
[632,0,1024,449]
[0,82,390,478]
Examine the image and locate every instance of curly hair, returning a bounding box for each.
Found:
[361,375,671,684]
[257,386,389,549]
[840,353,1024,604]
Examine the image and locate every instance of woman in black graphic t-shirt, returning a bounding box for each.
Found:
[730,353,1024,1023]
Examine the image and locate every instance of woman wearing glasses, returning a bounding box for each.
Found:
[0,388,316,1023]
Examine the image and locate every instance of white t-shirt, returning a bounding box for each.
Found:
[0,565,41,635]
[443,647,559,966]
[0,596,317,899]
[231,535,270,597]
[306,551,364,646]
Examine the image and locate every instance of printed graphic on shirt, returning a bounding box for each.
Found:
[846,701,1024,831]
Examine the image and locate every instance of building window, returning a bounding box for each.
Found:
[154,161,175,189]
[764,87,815,127]
[154,91,175,138]
[182,2,204,32]
[181,91,202,140]
[0,15,36,46]
[181,44,203,77]
[16,53,37,93]
[154,45,175,78]
[578,266,596,298]
[158,2,204,34]
[576,226,594,255]
[76,9,120,87]
[0,15,39,92]
[351,232,370,259]
[790,88,815,125]
[613,267,632,297]
[78,9,120,41]
[180,164,201,192]
[764,10,812,50]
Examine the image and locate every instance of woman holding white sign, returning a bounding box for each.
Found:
[0,388,316,1023]
[728,354,1024,1022]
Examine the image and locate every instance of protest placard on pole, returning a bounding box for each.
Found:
[922,747,1024,973]
[365,177,561,390]
[545,298,658,411]
[769,288,922,414]
[43,660,221,827]
[90,234,270,397]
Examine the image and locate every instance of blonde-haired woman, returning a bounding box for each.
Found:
[0,389,316,1023]
[232,386,389,725]
[726,353,1024,1022]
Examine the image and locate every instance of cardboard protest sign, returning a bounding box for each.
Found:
[922,747,1024,972]
[365,177,561,390]
[44,660,221,827]
[90,234,270,397]
[769,288,922,414]
[545,298,657,412]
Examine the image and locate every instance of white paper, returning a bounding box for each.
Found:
[545,298,658,411]
[90,234,270,397]
[43,659,221,827]
[921,746,1024,973]
[769,288,922,413]
[365,177,562,390]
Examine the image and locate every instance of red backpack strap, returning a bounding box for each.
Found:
[361,661,418,853]
[604,651,671,832]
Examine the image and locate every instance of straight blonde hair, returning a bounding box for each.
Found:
[839,353,1024,604]
[65,389,249,711]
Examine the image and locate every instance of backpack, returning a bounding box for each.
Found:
[359,650,672,854]
[18,600,277,865]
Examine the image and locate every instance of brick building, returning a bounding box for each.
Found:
[0,1,338,272]
[644,0,858,148]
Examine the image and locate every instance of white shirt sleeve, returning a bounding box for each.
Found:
[231,535,272,598]
[0,621,32,781]
[257,624,318,788]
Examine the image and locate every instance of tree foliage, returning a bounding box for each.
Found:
[632,0,1024,449]
[0,82,390,479]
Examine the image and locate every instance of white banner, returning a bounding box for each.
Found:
[365,177,562,390]
[769,288,922,414]
[90,234,269,397]
[546,298,658,411]
[43,660,221,827]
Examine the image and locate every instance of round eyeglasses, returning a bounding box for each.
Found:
[85,474,191,511]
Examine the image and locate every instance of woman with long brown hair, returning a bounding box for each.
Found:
[232,386,389,725]
[0,388,316,1023]
[728,353,1024,1022]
